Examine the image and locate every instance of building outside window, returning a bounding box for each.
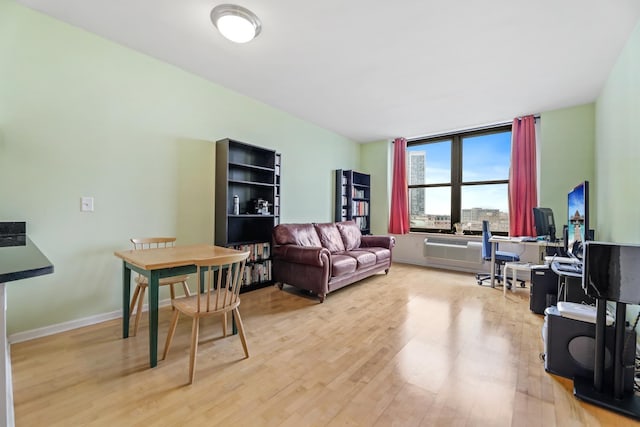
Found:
[408,151,425,215]
[407,125,512,234]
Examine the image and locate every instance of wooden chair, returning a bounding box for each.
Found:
[162,251,250,384]
[129,237,191,336]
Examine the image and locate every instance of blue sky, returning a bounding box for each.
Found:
[408,131,511,214]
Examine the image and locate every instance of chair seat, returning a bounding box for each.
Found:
[135,275,189,287]
[172,293,240,317]
[495,250,519,262]
[162,251,250,384]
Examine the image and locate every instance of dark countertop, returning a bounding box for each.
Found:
[0,236,54,283]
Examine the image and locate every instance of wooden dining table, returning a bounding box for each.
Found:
[114,243,243,367]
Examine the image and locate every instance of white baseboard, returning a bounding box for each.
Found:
[8,298,173,344]
[394,256,485,274]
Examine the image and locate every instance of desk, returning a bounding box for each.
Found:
[114,244,242,368]
[0,234,53,427]
[489,237,563,288]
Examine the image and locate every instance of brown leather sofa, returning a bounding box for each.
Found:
[272,221,395,302]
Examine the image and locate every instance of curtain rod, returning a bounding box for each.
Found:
[398,114,540,143]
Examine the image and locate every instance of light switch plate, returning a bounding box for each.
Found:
[81,197,94,212]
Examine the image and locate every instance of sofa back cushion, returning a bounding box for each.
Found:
[313,222,346,253]
[273,223,321,247]
[336,220,362,250]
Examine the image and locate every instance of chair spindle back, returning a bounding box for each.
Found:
[195,252,249,315]
[130,237,177,250]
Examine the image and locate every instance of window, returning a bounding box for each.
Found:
[407,125,512,234]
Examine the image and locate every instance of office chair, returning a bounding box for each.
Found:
[476,220,525,288]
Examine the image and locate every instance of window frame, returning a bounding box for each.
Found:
[407,124,512,235]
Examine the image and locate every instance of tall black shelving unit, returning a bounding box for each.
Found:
[334,169,370,234]
[215,138,280,292]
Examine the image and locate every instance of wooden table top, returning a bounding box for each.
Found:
[114,244,242,270]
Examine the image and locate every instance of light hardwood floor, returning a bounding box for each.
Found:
[11,263,638,426]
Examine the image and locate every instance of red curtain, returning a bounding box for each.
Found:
[509,116,538,236]
[389,137,409,234]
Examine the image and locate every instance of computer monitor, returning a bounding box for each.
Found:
[533,207,556,241]
[567,181,590,259]
[583,241,640,305]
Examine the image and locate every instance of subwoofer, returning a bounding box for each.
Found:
[544,307,635,393]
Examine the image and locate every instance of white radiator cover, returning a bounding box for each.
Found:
[422,236,484,272]
[424,238,482,262]
[390,233,487,274]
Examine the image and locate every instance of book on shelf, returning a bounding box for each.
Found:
[351,188,366,198]
[241,259,272,286]
[351,201,369,216]
[355,216,368,230]
[229,242,271,262]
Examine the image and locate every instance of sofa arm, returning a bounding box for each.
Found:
[360,235,396,249]
[272,245,331,267]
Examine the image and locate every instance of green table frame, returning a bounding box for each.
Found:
[121,262,196,367]
[121,261,237,367]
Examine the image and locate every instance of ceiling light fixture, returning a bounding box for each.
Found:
[210,4,262,44]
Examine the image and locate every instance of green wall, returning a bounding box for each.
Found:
[595,21,640,244]
[0,0,358,334]
[359,140,391,235]
[539,103,596,230]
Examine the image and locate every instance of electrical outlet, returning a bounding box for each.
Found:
[81,197,94,212]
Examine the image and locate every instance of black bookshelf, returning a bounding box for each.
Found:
[215,138,280,291]
[334,169,370,234]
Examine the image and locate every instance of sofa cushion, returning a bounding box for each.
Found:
[360,247,391,263]
[273,223,322,247]
[345,250,376,268]
[331,254,357,277]
[336,220,362,251]
[314,222,346,253]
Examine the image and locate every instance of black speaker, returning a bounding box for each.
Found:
[544,307,635,392]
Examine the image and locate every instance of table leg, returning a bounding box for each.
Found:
[122,263,131,339]
[490,242,497,288]
[148,271,159,368]
[199,268,206,293]
[503,265,510,296]
[232,312,237,335]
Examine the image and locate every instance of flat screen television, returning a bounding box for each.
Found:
[583,241,640,305]
[533,207,556,241]
[567,181,589,259]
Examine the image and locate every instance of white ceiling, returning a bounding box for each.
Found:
[16,0,640,142]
